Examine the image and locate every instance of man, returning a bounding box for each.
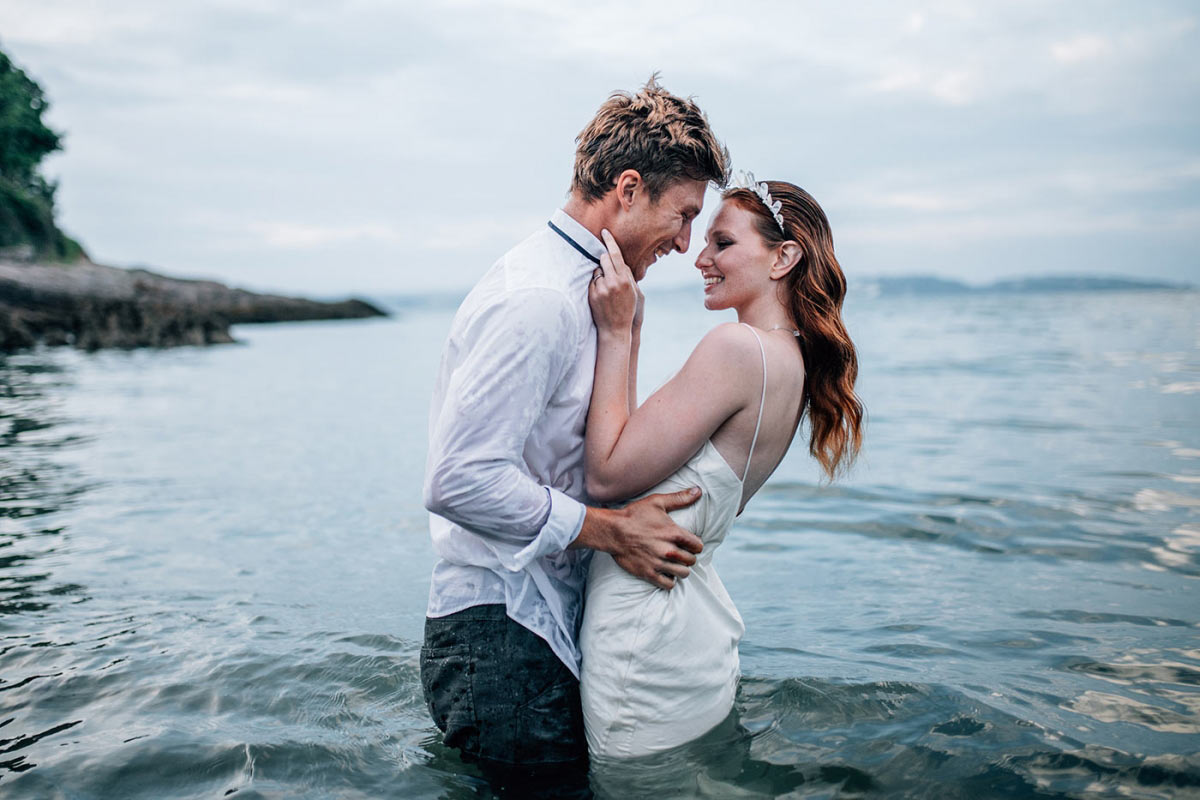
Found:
[421,78,729,792]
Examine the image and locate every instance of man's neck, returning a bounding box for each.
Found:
[562,192,616,243]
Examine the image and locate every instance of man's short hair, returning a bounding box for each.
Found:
[572,75,729,202]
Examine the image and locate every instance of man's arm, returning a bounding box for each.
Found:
[424,289,585,567]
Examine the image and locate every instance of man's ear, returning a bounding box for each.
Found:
[770,241,803,280]
[614,170,644,212]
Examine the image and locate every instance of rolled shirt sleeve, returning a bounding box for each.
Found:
[424,287,587,570]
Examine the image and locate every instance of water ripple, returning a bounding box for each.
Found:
[3,293,1198,797]
[741,481,1200,577]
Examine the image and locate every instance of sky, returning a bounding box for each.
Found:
[2,0,1198,297]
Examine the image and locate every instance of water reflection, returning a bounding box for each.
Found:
[1066,690,1200,735]
[0,356,90,508]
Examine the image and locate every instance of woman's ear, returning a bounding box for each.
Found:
[770,241,802,280]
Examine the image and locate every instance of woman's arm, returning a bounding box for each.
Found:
[627,285,643,413]
[586,231,757,503]
[586,233,638,500]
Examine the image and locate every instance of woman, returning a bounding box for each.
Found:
[579,176,864,759]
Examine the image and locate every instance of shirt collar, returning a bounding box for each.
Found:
[549,208,605,268]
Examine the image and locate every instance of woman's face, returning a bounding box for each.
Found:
[694,200,776,311]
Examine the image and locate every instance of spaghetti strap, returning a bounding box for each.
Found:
[740,323,768,481]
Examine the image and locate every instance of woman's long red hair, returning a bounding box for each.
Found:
[725,182,864,478]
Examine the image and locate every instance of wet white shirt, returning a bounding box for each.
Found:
[423,208,602,678]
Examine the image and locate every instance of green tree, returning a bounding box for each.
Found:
[0,47,83,261]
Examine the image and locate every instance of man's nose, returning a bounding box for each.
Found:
[673,222,692,254]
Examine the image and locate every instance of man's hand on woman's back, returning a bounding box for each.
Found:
[573,488,704,590]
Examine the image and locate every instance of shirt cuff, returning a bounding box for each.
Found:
[502,487,586,570]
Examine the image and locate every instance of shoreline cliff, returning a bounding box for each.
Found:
[0,259,388,353]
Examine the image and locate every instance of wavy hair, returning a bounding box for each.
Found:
[572,75,729,201]
[724,181,864,479]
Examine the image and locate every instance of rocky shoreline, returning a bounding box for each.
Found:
[0,259,388,352]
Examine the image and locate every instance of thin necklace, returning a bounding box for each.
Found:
[767,324,800,337]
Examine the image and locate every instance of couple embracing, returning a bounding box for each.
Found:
[420,78,863,794]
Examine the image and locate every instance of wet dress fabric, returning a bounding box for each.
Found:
[580,324,768,759]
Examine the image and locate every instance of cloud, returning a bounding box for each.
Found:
[421,216,545,252]
[844,206,1200,246]
[246,222,404,249]
[904,12,926,34]
[0,0,159,46]
[864,191,957,213]
[845,158,1200,214]
[2,0,1198,292]
[871,68,975,105]
[1051,34,1113,64]
[241,212,543,256]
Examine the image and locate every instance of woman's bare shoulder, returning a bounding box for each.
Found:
[674,322,764,391]
[693,321,761,357]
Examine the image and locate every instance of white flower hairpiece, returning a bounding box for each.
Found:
[731,170,785,233]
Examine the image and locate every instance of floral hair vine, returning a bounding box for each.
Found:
[732,170,785,234]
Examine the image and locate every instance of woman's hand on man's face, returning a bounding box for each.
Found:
[589,229,640,335]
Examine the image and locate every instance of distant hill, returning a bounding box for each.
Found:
[857,275,1191,296]
[985,276,1191,292]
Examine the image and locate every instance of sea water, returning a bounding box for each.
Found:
[2,285,1197,798]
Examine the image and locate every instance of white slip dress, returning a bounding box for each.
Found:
[579,324,769,760]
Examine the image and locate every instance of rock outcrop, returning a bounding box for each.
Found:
[0,259,387,352]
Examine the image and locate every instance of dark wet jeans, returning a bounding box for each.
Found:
[420,604,590,798]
